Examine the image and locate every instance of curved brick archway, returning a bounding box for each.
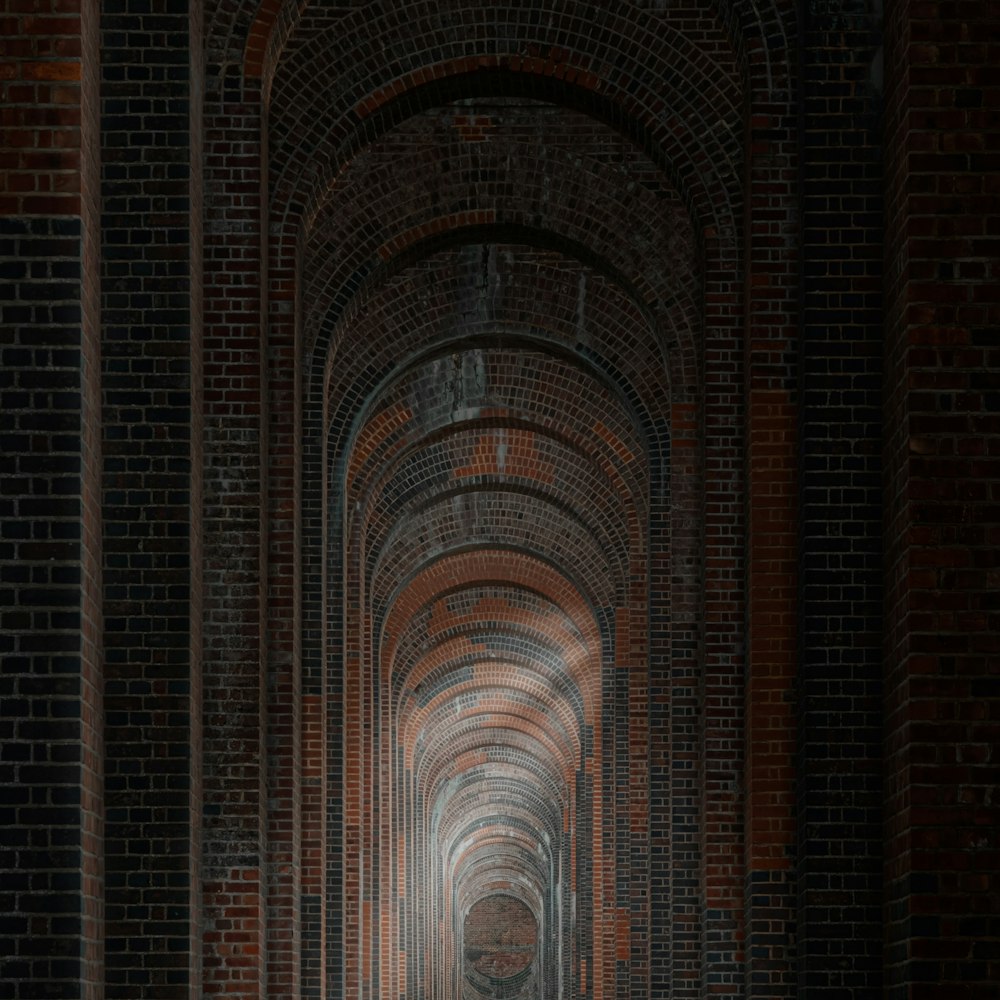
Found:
[275,6,720,999]
[204,1,745,996]
[191,2,879,992]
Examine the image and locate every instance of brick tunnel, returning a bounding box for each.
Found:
[280,11,734,996]
[4,2,1000,1000]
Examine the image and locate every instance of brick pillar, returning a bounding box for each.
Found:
[100,0,204,994]
[796,5,883,996]
[743,30,799,1000]
[0,0,102,996]
[701,232,746,1000]
[667,401,702,1000]
[883,4,1000,997]
[648,419,671,1000]
[265,217,302,1000]
[201,63,267,999]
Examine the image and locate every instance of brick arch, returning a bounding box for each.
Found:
[446,816,558,898]
[430,753,571,829]
[318,245,676,430]
[339,345,647,512]
[312,248,680,640]
[357,548,612,1000]
[380,551,603,699]
[223,0,793,102]
[383,588,599,769]
[454,851,546,917]
[389,587,594,690]
[418,780,569,877]
[316,258,664,700]
[301,103,699,364]
[392,619,591,705]
[455,856,541,920]
[445,813,558,858]
[450,830,552,892]
[328,296,664,1000]
[393,628,591,710]
[328,334,656,600]
[409,706,577,811]
[450,841,550,996]
[416,778,569,998]
[371,483,632,608]
[182,2,821,999]
[709,0,796,95]
[456,874,546,988]
[424,770,571,902]
[454,842,549,908]
[265,1,742,236]
[368,479,625,614]
[457,860,546,902]
[395,648,589,761]
[409,698,580,792]
[342,353,645,509]
[340,346,649,626]
[434,776,567,855]
[258,13,752,1000]
[420,754,572,912]
[332,318,654,1000]
[444,812,558,865]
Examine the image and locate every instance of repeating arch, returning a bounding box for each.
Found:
[204,2,794,999]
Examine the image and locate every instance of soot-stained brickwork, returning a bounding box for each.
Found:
[2,2,998,999]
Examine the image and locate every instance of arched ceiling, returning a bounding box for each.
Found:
[200,2,795,996]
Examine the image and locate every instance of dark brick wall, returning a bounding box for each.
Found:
[200,62,267,1000]
[884,3,1000,997]
[99,0,203,995]
[796,3,884,996]
[0,0,102,996]
[743,24,801,1000]
[0,214,99,1000]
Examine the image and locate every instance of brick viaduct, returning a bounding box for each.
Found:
[1,1,998,998]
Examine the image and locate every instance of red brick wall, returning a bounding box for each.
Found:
[464,895,537,980]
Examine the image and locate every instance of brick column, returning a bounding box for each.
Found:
[701,232,746,1000]
[201,63,267,1000]
[100,0,204,995]
[264,215,302,1000]
[743,39,800,1000]
[883,4,1000,997]
[0,1,102,996]
[796,5,884,996]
